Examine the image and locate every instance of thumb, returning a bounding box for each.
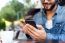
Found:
[36,25,45,32]
[36,25,43,30]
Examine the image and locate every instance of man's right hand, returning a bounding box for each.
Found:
[22,24,46,41]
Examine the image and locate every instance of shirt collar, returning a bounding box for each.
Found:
[41,5,62,16]
[55,5,62,15]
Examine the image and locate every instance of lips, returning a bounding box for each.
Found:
[44,4,51,8]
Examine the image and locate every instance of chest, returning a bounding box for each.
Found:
[33,14,65,34]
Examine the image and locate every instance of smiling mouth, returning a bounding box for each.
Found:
[44,4,51,8]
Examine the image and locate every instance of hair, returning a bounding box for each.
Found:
[58,0,65,6]
[24,8,41,20]
[40,0,65,6]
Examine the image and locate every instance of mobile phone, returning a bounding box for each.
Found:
[25,20,37,28]
[25,20,37,39]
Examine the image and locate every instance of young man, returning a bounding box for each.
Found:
[20,0,65,41]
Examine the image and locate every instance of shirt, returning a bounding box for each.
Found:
[33,5,65,41]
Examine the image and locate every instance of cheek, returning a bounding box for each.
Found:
[51,0,56,4]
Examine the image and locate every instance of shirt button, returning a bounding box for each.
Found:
[60,25,61,26]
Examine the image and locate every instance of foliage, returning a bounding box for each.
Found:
[0,17,5,30]
[1,5,16,22]
[0,0,35,30]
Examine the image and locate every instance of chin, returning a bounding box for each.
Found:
[45,9,51,11]
[44,7,51,10]
[44,5,52,11]
[44,8,51,11]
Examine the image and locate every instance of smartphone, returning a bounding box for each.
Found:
[25,19,37,39]
[25,20,37,28]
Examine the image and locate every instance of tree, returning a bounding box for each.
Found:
[11,0,25,19]
[22,0,35,17]
[0,0,35,31]
[1,5,17,31]
[0,15,5,31]
[1,5,17,22]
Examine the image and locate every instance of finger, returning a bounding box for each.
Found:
[25,24,36,31]
[25,24,45,39]
[27,24,44,40]
[20,21,26,27]
[27,30,39,40]
[25,24,45,40]
[36,25,43,30]
[20,21,26,25]
[37,25,46,32]
[23,25,28,33]
[25,25,38,36]
[26,27,39,40]
[25,25,40,37]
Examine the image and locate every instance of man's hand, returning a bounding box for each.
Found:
[23,24,47,41]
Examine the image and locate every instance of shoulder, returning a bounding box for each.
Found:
[27,8,41,16]
[60,6,65,19]
[59,6,65,13]
[25,8,43,20]
[57,5,65,16]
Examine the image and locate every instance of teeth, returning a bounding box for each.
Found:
[45,5,51,8]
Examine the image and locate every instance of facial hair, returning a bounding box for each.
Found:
[44,3,56,11]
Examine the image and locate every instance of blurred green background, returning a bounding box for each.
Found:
[0,0,36,31]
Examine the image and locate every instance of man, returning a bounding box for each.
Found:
[20,0,65,41]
